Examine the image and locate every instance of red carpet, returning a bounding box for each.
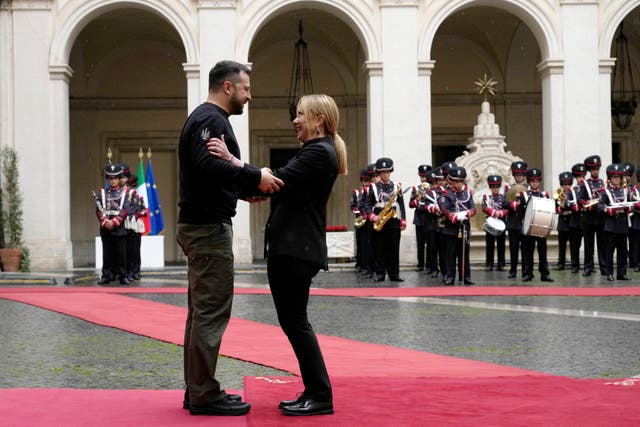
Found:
[0,388,246,427]
[245,376,640,426]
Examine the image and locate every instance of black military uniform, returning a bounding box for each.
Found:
[409,164,432,272]
[364,158,406,282]
[577,155,606,276]
[482,175,507,271]
[125,174,146,281]
[360,163,378,277]
[423,170,440,276]
[622,162,636,271]
[629,168,640,272]
[568,163,586,273]
[518,168,553,282]
[504,161,528,278]
[437,166,476,286]
[554,172,574,270]
[598,164,631,281]
[351,167,369,273]
[427,167,446,278]
[96,163,132,285]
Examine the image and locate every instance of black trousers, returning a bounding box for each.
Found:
[569,228,583,270]
[443,234,471,283]
[436,231,446,274]
[415,225,427,268]
[604,232,628,277]
[521,235,549,278]
[268,255,332,401]
[583,223,606,273]
[373,226,401,278]
[126,232,141,279]
[355,227,366,268]
[629,228,640,269]
[507,229,522,274]
[485,231,505,268]
[556,230,570,266]
[101,233,127,282]
[426,229,439,272]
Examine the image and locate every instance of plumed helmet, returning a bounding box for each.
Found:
[606,163,624,176]
[526,168,542,181]
[418,164,432,176]
[375,157,394,172]
[448,166,467,181]
[104,163,124,177]
[511,161,528,174]
[487,175,502,186]
[571,163,587,177]
[559,172,573,185]
[584,155,601,168]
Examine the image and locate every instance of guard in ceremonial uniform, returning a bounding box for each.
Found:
[437,166,476,286]
[629,168,640,272]
[569,163,586,273]
[365,157,407,282]
[482,175,507,271]
[423,169,441,276]
[360,163,379,277]
[409,164,432,271]
[554,172,574,270]
[577,155,606,276]
[598,163,631,281]
[504,161,528,278]
[352,167,370,273]
[622,162,635,271]
[518,168,554,282]
[95,163,132,285]
[125,174,146,281]
[427,167,447,278]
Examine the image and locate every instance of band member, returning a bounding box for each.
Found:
[124,174,146,281]
[423,169,441,277]
[482,175,507,271]
[437,166,476,286]
[409,165,432,272]
[504,161,528,278]
[518,168,554,282]
[629,168,640,272]
[622,162,635,270]
[440,161,457,179]
[598,163,631,281]
[577,155,606,276]
[95,163,132,285]
[427,167,447,278]
[360,163,379,277]
[351,167,369,273]
[554,172,574,270]
[365,157,407,282]
[569,163,587,273]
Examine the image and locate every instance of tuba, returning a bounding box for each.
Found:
[373,184,402,232]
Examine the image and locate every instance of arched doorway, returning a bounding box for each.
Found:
[67,7,187,266]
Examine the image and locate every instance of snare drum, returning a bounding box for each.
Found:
[522,196,556,238]
[484,216,506,236]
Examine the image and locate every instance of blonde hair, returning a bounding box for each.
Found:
[298,94,348,175]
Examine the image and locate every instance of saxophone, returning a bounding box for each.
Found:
[373,184,402,232]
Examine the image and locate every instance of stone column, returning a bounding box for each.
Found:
[537,59,565,189]
[183,63,201,114]
[364,61,383,162]
[418,60,435,166]
[599,58,615,166]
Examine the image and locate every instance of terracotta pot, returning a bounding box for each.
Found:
[0,248,23,272]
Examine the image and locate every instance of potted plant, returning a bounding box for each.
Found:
[0,146,29,272]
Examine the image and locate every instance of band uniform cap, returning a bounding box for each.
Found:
[636,168,640,180]
[426,171,437,183]
[441,161,457,176]
[104,163,124,177]
[375,157,394,172]
[418,164,432,176]
[559,171,573,184]
[366,163,377,176]
[584,155,601,168]
[432,167,444,179]
[448,166,467,180]
[623,162,635,176]
[571,163,587,177]
[487,175,502,186]
[526,168,542,181]
[510,161,528,174]
[606,163,624,176]
[121,162,131,178]
[360,167,369,180]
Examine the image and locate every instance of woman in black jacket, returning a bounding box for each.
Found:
[266,94,347,416]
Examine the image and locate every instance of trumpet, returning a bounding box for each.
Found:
[414,182,431,200]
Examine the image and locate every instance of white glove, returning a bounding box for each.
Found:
[457,211,468,222]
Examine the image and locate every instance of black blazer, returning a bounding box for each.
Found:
[264,136,339,269]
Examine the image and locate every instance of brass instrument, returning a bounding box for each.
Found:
[552,187,566,205]
[373,184,402,232]
[414,182,431,200]
[354,214,366,229]
[506,184,527,202]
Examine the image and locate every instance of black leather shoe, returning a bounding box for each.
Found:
[541,276,554,282]
[120,278,132,285]
[634,266,640,273]
[278,394,306,409]
[496,266,505,271]
[97,278,110,285]
[617,275,632,281]
[522,275,533,282]
[424,268,433,275]
[582,270,593,277]
[607,275,615,281]
[508,272,517,278]
[485,266,493,272]
[443,279,454,286]
[280,398,333,416]
[555,264,565,270]
[415,266,424,272]
[189,395,251,416]
[431,271,439,278]
[374,274,385,282]
[183,390,241,409]
[463,279,475,285]
[132,274,142,280]
[571,268,579,274]
[389,276,404,282]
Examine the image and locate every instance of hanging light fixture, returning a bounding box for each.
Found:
[611,21,637,130]
[287,20,314,121]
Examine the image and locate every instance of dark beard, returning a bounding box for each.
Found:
[229,91,244,115]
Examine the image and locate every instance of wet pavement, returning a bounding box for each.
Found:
[1,263,639,392]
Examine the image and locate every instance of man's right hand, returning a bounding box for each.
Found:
[259,168,283,193]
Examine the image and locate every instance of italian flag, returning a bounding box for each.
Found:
[136,157,151,235]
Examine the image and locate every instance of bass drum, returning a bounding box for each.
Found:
[522,196,556,238]
[484,216,506,236]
